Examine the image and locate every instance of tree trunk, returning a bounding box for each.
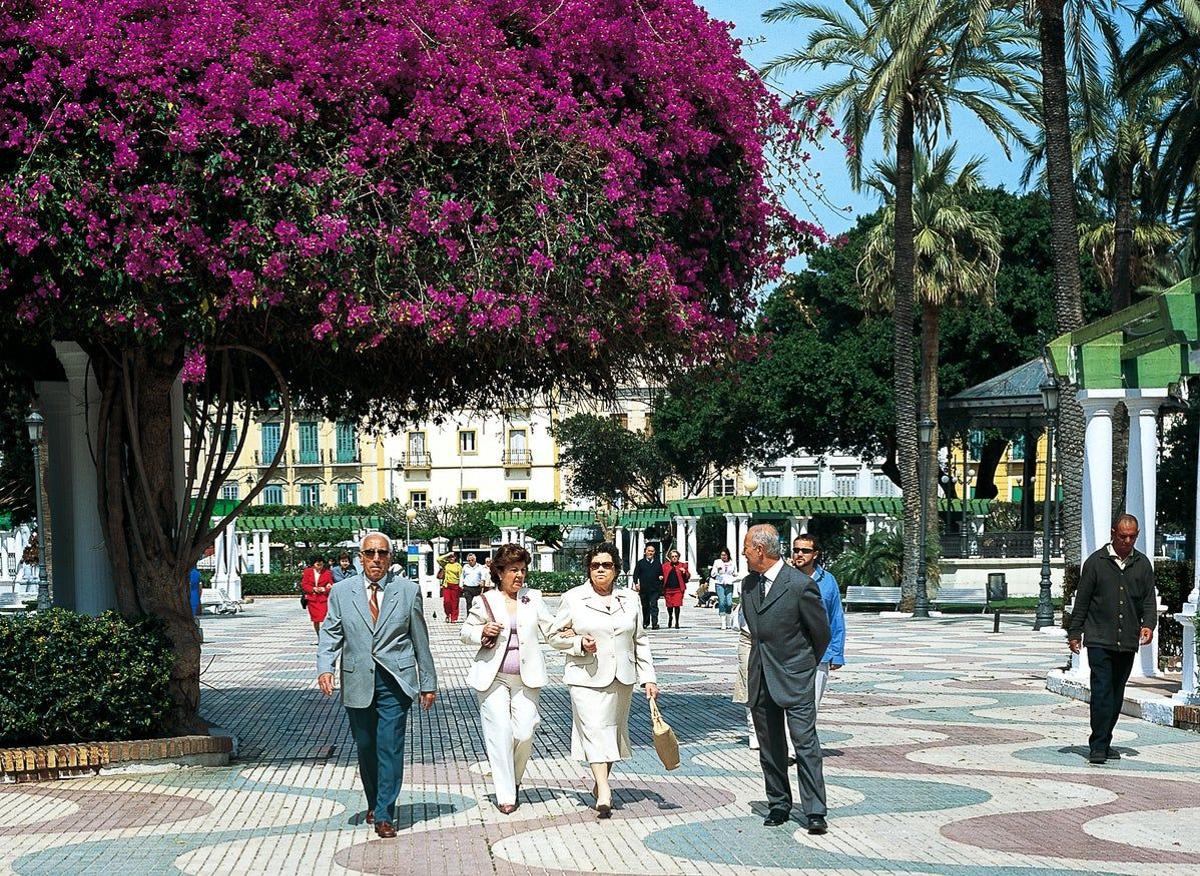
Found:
[894,101,921,610]
[1021,428,1037,531]
[1111,158,1135,312]
[88,344,207,733]
[920,299,941,551]
[1039,0,1086,572]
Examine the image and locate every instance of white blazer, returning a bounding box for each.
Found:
[553,584,656,689]
[460,588,562,691]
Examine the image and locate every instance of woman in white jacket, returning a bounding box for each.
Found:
[553,541,658,818]
[461,543,565,813]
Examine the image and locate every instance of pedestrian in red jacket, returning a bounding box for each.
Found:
[662,550,690,629]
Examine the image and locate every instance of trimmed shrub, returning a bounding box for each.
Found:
[526,570,583,594]
[0,609,174,746]
[1155,559,1194,612]
[240,572,301,596]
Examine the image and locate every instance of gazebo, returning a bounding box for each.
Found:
[1047,275,1200,703]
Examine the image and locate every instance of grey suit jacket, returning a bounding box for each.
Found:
[316,571,437,709]
[742,562,832,708]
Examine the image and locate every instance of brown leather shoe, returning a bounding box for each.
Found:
[365,809,375,825]
[498,803,517,815]
[374,820,397,838]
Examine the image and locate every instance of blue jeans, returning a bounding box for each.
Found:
[716,583,734,615]
[346,668,413,820]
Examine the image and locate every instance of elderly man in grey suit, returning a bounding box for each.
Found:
[741,523,832,834]
[318,531,437,839]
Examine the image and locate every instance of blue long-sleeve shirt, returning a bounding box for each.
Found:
[812,567,846,665]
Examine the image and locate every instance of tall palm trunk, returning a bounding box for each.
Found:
[894,100,921,608]
[1038,0,1085,582]
[920,299,941,563]
[1111,157,1135,312]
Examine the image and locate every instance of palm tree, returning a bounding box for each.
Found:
[858,148,1003,541]
[763,0,1037,605]
[1125,1,1200,277]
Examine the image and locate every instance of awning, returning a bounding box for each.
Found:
[235,515,382,531]
[488,510,603,529]
[666,496,989,517]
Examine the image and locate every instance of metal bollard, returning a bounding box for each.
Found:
[992,610,1001,633]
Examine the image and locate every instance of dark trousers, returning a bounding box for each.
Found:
[1087,646,1136,755]
[752,667,826,817]
[346,668,413,820]
[639,587,661,626]
[463,586,482,614]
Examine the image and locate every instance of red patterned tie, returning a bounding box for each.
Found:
[369,583,380,624]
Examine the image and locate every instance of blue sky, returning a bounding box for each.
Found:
[699,1,1035,235]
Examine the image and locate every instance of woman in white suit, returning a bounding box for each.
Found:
[554,541,658,818]
[461,543,563,813]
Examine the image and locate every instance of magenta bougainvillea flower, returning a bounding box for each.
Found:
[0,0,828,407]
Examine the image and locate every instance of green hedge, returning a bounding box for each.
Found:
[524,570,583,594]
[1155,560,1194,612]
[0,609,174,746]
[240,572,301,595]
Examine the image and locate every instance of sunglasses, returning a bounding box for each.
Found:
[792,547,816,554]
[361,548,391,558]
[589,561,615,570]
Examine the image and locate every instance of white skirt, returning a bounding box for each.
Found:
[569,680,634,763]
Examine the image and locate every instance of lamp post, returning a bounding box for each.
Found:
[511,506,524,542]
[25,409,48,611]
[405,506,417,547]
[1035,378,1060,630]
[914,417,935,618]
[743,473,759,496]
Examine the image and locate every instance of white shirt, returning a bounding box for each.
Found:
[761,557,786,598]
[461,563,489,589]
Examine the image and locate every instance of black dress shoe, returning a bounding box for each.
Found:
[365,809,375,825]
[652,624,661,630]
[763,809,790,827]
[1088,750,1107,764]
[1106,747,1121,760]
[806,814,828,834]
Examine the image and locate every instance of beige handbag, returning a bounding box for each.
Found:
[648,698,680,770]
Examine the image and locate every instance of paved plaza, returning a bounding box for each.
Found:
[2,597,1198,875]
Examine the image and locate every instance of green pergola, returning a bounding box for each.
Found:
[235,514,382,532]
[666,496,989,517]
[488,509,605,529]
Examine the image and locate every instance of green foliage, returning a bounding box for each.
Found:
[1158,382,1198,543]
[1154,559,1194,612]
[555,414,671,507]
[0,609,174,746]
[525,570,582,594]
[830,530,903,589]
[240,573,301,596]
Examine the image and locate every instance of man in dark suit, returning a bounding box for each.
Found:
[631,544,663,629]
[741,523,831,834]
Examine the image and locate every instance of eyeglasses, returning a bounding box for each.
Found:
[792,547,816,554]
[361,549,391,558]
[589,561,615,571]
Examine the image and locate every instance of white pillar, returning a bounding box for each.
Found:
[1078,394,1116,559]
[818,461,836,498]
[35,342,119,614]
[789,515,809,544]
[211,519,242,602]
[735,513,752,576]
[685,516,699,567]
[674,516,686,560]
[856,462,873,497]
[537,545,554,573]
[258,530,271,574]
[1126,395,1164,679]
[784,458,796,496]
[1175,412,1200,704]
[724,514,737,564]
[613,525,625,574]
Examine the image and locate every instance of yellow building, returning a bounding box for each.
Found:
[945,429,1054,505]
[216,413,390,507]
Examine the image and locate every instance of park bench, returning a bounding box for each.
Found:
[932,585,988,612]
[844,585,902,610]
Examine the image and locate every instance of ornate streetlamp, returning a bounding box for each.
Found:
[25,409,48,611]
[1035,378,1060,630]
[914,417,935,618]
[405,505,418,547]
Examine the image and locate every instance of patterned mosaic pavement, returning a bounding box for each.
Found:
[2,597,1197,875]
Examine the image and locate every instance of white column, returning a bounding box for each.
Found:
[735,513,752,575]
[818,461,836,497]
[226,522,242,601]
[1126,395,1164,679]
[724,514,737,564]
[685,516,699,567]
[258,530,271,574]
[1176,410,1200,704]
[856,462,873,497]
[537,545,555,573]
[35,342,119,614]
[674,516,686,560]
[784,458,796,496]
[788,515,809,544]
[1078,394,1116,559]
[613,525,625,574]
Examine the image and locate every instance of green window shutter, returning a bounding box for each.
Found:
[299,422,319,464]
[336,422,357,463]
[261,422,281,459]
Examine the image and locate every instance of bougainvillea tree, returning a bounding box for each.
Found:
[0,0,825,728]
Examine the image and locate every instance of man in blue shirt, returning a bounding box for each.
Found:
[792,535,846,707]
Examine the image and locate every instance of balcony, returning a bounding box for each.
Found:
[332,446,362,465]
[398,451,432,470]
[291,448,326,467]
[254,449,285,467]
[502,449,533,468]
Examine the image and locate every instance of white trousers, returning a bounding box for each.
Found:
[815,661,831,709]
[478,673,541,805]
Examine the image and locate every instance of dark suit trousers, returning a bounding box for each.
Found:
[346,668,413,819]
[752,665,826,817]
[1087,646,1136,755]
[639,587,661,626]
